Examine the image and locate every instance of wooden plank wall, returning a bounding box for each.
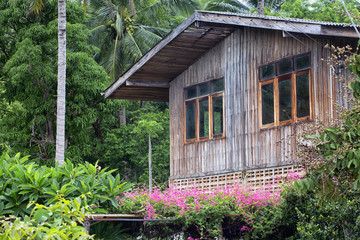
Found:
[169,27,355,179]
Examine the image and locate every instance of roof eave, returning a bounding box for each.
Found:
[102,11,360,101]
[102,12,201,99]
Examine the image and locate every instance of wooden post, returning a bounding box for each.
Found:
[149,133,152,192]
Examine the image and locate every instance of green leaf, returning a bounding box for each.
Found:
[33,208,50,223]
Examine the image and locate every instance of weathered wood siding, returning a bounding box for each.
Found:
[170,27,355,179]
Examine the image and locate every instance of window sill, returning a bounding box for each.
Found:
[185,135,225,144]
[260,119,314,132]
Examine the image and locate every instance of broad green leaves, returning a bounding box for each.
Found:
[0,152,133,217]
[0,198,92,240]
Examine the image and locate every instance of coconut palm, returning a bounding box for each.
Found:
[27,0,66,165]
[89,0,199,81]
[56,0,66,166]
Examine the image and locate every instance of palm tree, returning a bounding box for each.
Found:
[55,0,66,166]
[27,0,66,166]
[89,0,199,81]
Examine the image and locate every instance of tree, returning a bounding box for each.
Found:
[278,0,360,22]
[133,113,164,191]
[88,0,199,81]
[0,0,109,162]
[56,0,66,166]
[101,102,170,184]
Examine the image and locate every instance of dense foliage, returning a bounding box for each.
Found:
[0,152,135,239]
[0,0,171,185]
[115,172,308,239]
[0,198,92,240]
[118,184,281,239]
[0,0,109,160]
[278,0,360,22]
[110,171,360,240]
[0,152,132,217]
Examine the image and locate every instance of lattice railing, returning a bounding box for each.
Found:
[170,165,303,192]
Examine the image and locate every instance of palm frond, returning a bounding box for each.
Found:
[96,5,115,22]
[161,0,199,15]
[120,32,143,62]
[140,25,170,38]
[203,0,249,12]
[269,0,287,10]
[138,0,199,19]
[97,32,122,81]
[28,0,44,15]
[89,25,108,47]
[115,12,123,37]
[133,27,162,53]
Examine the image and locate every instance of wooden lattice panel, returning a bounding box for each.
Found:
[170,165,302,192]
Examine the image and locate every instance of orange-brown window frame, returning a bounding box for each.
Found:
[259,54,313,129]
[184,80,225,143]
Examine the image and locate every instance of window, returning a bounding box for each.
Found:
[185,78,224,142]
[259,53,313,128]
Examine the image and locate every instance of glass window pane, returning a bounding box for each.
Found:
[186,102,196,140]
[212,96,223,135]
[260,64,275,80]
[294,54,311,71]
[297,73,310,118]
[185,86,197,100]
[199,83,210,96]
[276,59,292,75]
[261,83,274,125]
[279,78,292,122]
[212,78,224,93]
[199,99,209,138]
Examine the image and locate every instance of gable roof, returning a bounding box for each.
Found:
[103,11,360,102]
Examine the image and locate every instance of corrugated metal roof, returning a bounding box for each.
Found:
[196,10,353,27]
[103,11,359,101]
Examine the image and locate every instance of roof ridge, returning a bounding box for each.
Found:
[195,10,353,27]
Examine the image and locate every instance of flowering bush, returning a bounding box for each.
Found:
[117,171,306,239]
[119,184,281,238]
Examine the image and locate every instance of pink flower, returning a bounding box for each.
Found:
[241,226,250,232]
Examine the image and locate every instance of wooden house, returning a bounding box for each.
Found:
[103,11,359,190]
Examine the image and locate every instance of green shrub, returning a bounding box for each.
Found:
[0,152,133,216]
[0,197,92,240]
[294,190,360,240]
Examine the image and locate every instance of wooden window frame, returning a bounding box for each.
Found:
[259,53,313,129]
[184,79,225,143]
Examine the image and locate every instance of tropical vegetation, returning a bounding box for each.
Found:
[0,0,360,239]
